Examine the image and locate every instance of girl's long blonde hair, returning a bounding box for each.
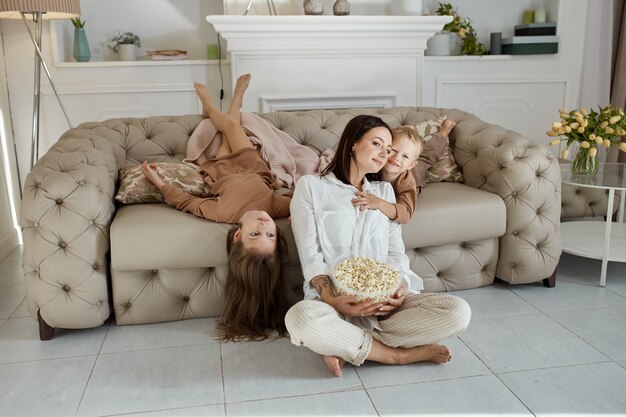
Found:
[217,225,289,342]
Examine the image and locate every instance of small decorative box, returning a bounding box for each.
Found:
[502,35,559,55]
[514,22,557,36]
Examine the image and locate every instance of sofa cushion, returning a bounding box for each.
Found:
[402,182,506,248]
[115,162,211,204]
[409,118,464,185]
[110,205,299,271]
[111,204,230,270]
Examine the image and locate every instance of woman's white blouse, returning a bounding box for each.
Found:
[290,173,423,301]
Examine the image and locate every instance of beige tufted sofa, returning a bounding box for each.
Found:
[561,183,620,219]
[21,107,562,340]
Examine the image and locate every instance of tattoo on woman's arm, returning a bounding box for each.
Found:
[311,275,331,296]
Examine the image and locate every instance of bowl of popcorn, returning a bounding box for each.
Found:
[331,255,402,303]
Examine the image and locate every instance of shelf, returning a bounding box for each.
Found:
[54,59,230,68]
[561,221,626,262]
[424,54,559,61]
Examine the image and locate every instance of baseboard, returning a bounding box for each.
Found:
[0,230,20,262]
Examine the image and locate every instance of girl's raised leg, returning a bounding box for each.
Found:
[194,79,252,156]
[227,73,251,121]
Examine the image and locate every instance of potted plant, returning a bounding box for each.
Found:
[71,17,91,62]
[435,2,487,56]
[108,31,141,61]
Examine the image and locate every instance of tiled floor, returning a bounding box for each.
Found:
[1,246,626,417]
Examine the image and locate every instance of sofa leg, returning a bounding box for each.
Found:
[37,310,55,341]
[542,269,557,288]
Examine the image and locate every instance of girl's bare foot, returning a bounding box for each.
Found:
[439,119,457,137]
[232,73,251,106]
[399,344,452,364]
[194,82,218,117]
[323,355,346,377]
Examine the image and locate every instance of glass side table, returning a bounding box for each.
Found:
[560,163,626,286]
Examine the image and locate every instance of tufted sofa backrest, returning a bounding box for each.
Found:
[60,108,478,168]
[258,107,475,157]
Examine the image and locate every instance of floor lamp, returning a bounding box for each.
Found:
[0,0,80,177]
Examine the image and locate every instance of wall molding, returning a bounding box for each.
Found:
[41,83,196,96]
[434,76,570,108]
[260,94,397,112]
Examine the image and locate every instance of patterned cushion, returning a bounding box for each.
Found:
[115,162,211,204]
[410,117,464,186]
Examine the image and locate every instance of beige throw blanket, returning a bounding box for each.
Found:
[185,113,334,189]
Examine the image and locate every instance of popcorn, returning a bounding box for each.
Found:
[333,257,401,302]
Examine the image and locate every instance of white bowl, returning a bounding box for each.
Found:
[331,254,402,302]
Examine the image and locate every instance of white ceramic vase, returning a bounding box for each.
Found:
[303,0,323,15]
[390,0,422,15]
[425,32,451,56]
[117,44,137,61]
[448,32,462,55]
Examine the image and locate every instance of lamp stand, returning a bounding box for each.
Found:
[20,11,73,170]
[243,0,277,15]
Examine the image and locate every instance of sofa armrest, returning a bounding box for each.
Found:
[451,115,562,284]
[20,129,119,329]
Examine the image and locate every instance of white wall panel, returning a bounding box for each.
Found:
[435,77,567,146]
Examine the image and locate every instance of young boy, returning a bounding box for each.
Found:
[352,119,456,224]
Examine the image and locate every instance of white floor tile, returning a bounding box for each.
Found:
[460,313,609,373]
[453,283,540,319]
[104,404,225,417]
[221,337,362,403]
[0,286,25,319]
[605,276,626,299]
[509,279,626,313]
[355,337,490,388]
[77,344,223,417]
[0,262,24,287]
[101,317,219,353]
[499,362,626,415]
[0,317,108,364]
[9,298,30,318]
[0,246,23,263]
[0,355,96,417]
[560,253,626,284]
[549,306,626,361]
[368,375,532,416]
[227,390,377,416]
[0,247,624,416]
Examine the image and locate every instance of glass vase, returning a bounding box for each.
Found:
[73,28,91,62]
[571,146,598,176]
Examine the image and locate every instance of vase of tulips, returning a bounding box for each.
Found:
[547,105,626,175]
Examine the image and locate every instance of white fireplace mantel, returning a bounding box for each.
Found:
[207,15,451,111]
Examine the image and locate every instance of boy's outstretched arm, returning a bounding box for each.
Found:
[352,192,399,221]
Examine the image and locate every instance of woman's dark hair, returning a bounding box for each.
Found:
[217,224,289,342]
[321,114,392,185]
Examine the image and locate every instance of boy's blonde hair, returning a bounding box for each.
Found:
[391,125,424,159]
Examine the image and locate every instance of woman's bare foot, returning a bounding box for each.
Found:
[194,82,218,117]
[323,355,346,377]
[439,119,457,137]
[399,344,452,364]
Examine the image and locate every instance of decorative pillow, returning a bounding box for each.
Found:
[115,162,212,204]
[409,117,464,186]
